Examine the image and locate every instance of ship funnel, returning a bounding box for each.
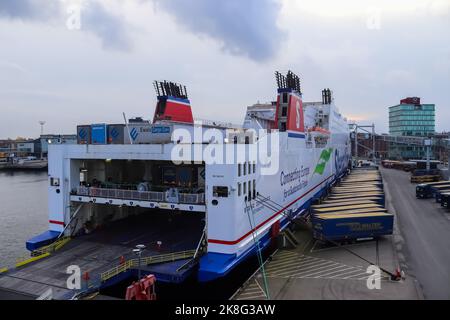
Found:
[322,88,332,105]
[275,70,301,94]
[152,80,194,124]
[274,70,304,132]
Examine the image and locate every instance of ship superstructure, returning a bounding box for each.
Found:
[26,72,351,283]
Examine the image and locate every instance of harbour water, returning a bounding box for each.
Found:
[0,171,48,267]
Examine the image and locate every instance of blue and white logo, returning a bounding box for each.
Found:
[130,128,139,141]
[110,128,119,139]
[79,129,87,139]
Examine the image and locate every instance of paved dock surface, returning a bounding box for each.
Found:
[233,168,428,300]
[381,167,450,299]
[232,227,420,300]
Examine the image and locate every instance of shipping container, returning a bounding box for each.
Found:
[312,212,394,241]
[127,123,174,144]
[77,125,91,144]
[107,124,126,144]
[91,123,107,144]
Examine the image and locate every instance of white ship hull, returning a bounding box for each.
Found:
[30,75,351,283]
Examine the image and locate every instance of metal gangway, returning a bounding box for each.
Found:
[100,250,196,282]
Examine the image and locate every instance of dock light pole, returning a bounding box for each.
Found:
[38,121,46,135]
[424,139,432,171]
[133,244,146,280]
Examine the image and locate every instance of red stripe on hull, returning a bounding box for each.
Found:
[208,174,333,245]
[49,220,65,226]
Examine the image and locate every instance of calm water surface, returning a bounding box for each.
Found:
[0,171,48,267]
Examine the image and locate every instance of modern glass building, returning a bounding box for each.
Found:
[389,97,435,136]
[388,97,435,159]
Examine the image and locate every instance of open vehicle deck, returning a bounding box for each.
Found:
[0,211,203,299]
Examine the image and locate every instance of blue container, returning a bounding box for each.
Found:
[312,213,394,241]
[91,123,107,144]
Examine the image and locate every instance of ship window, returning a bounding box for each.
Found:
[213,186,228,198]
[253,162,256,173]
[243,182,247,195]
[281,106,287,117]
[253,180,256,199]
[238,163,241,177]
[248,180,252,199]
[248,162,251,174]
[282,93,288,103]
[245,136,250,144]
[243,162,247,175]
[280,122,286,132]
[238,183,241,196]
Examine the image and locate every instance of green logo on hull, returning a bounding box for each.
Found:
[314,148,333,175]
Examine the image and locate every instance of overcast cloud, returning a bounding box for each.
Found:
[0,0,448,138]
[152,0,286,61]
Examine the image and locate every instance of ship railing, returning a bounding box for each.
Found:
[75,187,205,204]
[100,250,196,282]
[11,237,71,270]
[30,237,71,257]
[178,193,205,204]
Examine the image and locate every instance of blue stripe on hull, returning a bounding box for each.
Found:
[287,132,305,139]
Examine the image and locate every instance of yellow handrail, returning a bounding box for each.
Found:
[100,250,196,282]
[13,237,71,269]
[16,253,50,268]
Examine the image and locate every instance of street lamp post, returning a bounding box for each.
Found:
[133,244,146,281]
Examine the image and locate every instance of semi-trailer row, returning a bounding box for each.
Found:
[311,168,393,242]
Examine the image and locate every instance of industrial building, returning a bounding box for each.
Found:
[0,135,77,159]
[39,134,77,158]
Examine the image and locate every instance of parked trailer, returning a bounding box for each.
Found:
[328,192,384,200]
[327,193,384,200]
[338,182,383,187]
[108,123,174,144]
[107,124,127,144]
[313,203,382,214]
[411,175,441,184]
[312,200,377,209]
[331,188,382,195]
[322,196,385,206]
[441,193,450,208]
[314,207,388,215]
[434,185,450,203]
[416,181,450,198]
[91,123,108,144]
[77,125,92,144]
[344,175,381,180]
[312,212,394,241]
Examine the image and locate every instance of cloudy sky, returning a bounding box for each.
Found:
[0,0,449,138]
